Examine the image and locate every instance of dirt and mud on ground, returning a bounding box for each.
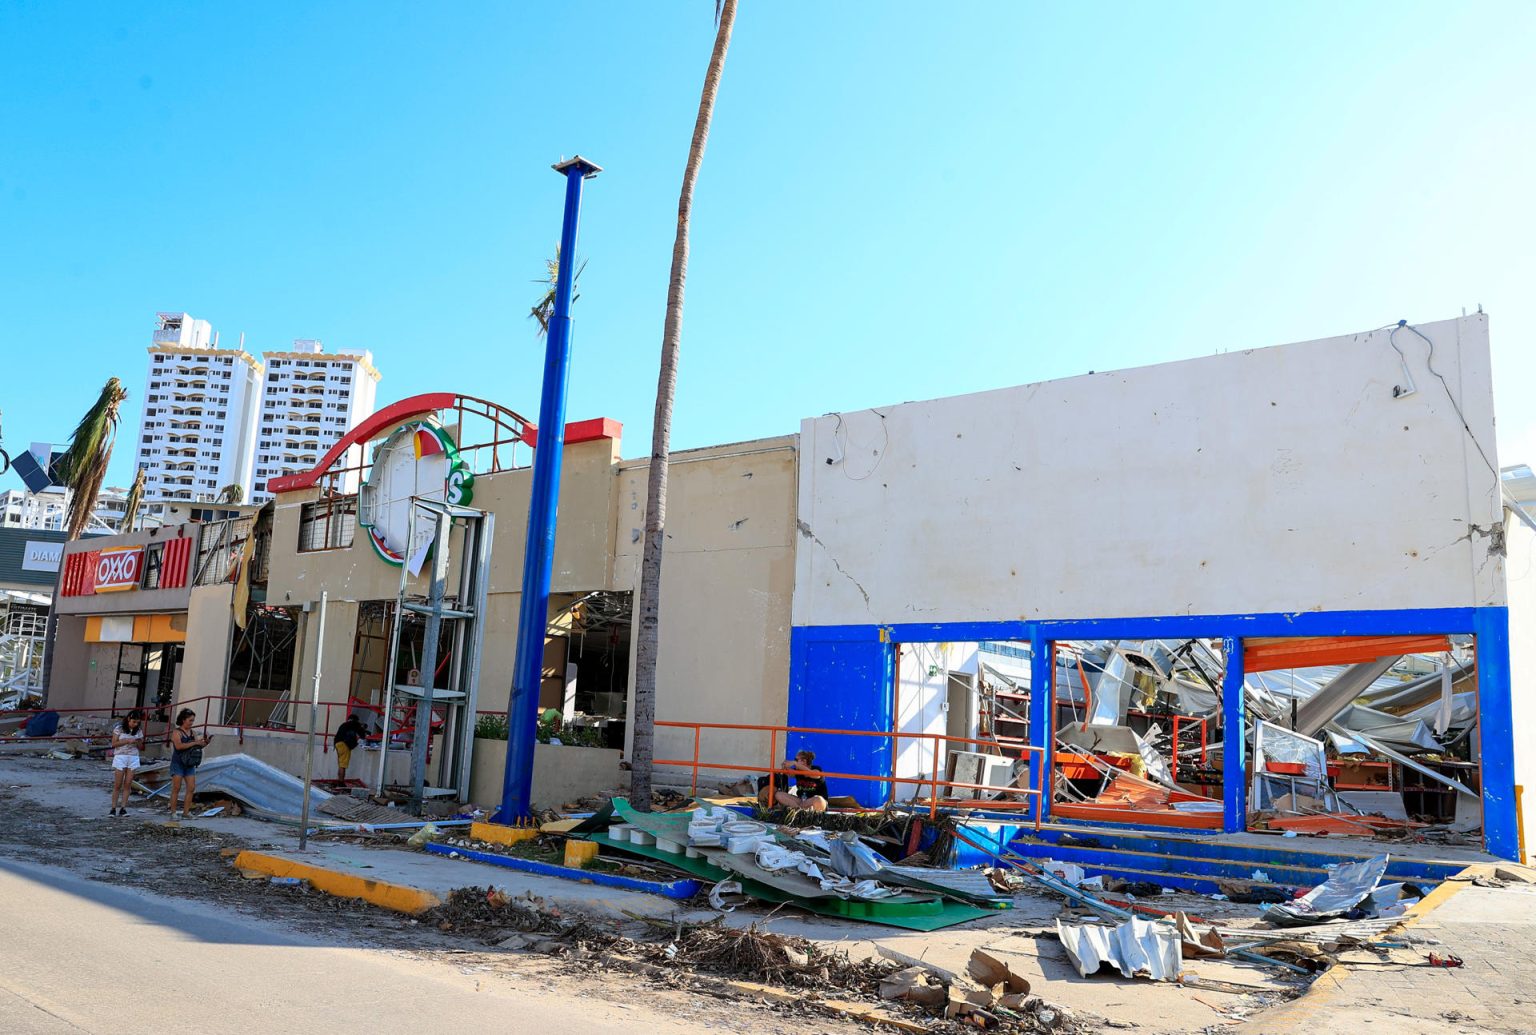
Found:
[0,754,1309,1033]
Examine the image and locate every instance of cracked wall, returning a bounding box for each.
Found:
[793,315,1504,626]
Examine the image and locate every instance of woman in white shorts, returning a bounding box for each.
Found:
[109,709,145,817]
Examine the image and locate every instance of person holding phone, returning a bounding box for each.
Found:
[109,709,145,817]
[167,708,211,819]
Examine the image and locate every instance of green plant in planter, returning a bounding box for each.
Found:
[475,714,509,741]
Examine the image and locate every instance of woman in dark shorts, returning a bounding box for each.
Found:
[167,708,211,819]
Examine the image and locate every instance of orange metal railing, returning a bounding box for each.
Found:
[654,720,1044,827]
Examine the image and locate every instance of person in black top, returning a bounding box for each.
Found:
[756,749,829,813]
[333,713,368,782]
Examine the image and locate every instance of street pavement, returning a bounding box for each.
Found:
[0,856,747,1035]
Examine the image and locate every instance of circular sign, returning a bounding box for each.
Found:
[357,421,475,566]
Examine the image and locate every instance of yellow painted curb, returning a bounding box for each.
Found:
[1241,863,1490,1028]
[233,850,442,915]
[471,821,541,847]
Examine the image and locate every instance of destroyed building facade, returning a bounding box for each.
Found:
[37,314,1536,858]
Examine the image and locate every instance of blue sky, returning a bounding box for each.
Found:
[2,2,1532,490]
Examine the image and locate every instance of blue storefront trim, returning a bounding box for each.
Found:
[786,606,1515,858]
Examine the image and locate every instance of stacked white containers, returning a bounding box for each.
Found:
[135,313,262,504]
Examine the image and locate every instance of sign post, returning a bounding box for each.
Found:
[498,155,601,823]
[298,591,328,851]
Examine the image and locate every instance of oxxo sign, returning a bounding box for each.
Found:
[94,546,144,592]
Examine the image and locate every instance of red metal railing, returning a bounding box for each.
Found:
[654,720,1044,826]
[4,695,453,757]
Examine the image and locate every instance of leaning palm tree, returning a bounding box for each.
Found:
[58,378,129,542]
[216,483,244,505]
[120,467,146,532]
[42,377,129,700]
[630,0,738,812]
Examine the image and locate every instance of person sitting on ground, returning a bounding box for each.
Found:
[108,709,145,817]
[333,713,368,782]
[756,749,830,813]
[21,709,60,739]
[167,708,211,819]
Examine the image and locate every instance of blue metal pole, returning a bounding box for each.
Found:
[497,155,601,823]
[1220,635,1247,834]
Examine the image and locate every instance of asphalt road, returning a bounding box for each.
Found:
[0,857,727,1035]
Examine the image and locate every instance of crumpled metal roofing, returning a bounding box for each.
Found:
[1056,917,1182,981]
[195,752,333,819]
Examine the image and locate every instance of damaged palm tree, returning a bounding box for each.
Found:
[119,467,145,533]
[630,0,738,813]
[42,377,130,699]
[58,377,129,542]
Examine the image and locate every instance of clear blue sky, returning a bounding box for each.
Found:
[2,2,1532,491]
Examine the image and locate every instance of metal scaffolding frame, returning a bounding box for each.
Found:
[372,497,493,808]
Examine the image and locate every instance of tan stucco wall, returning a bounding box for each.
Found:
[612,437,798,778]
[47,620,122,711]
[176,583,234,707]
[267,428,798,786]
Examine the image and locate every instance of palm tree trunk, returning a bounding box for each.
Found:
[630,0,737,812]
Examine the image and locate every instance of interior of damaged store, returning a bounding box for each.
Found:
[886,631,1488,844]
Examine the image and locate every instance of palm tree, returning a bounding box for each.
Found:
[216,483,244,505]
[529,246,587,337]
[58,378,129,542]
[43,377,129,699]
[630,0,738,812]
[120,467,146,532]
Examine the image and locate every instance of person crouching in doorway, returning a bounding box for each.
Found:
[333,713,367,782]
[109,709,145,817]
[168,708,211,819]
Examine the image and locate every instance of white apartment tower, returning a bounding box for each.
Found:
[252,340,380,501]
[136,313,262,504]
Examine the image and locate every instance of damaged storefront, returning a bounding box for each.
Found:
[787,314,1529,863]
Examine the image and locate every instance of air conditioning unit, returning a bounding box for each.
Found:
[946,750,1017,800]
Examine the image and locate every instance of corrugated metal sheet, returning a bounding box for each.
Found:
[1057,917,1182,981]
[196,753,333,819]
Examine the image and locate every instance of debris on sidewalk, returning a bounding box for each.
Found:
[1057,916,1182,981]
[1263,854,1410,926]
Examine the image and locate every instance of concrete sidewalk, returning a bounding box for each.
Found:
[1239,873,1536,1035]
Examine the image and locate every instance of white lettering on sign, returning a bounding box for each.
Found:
[94,547,144,592]
[20,541,62,573]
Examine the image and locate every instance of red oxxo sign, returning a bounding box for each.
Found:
[94,546,144,592]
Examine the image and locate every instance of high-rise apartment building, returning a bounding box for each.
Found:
[133,314,382,506]
[135,313,262,503]
[252,340,380,501]
[0,486,163,533]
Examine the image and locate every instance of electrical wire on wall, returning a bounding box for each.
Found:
[1388,320,1499,480]
[825,409,889,481]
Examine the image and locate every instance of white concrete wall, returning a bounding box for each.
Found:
[1505,508,1536,863]
[794,316,1503,626]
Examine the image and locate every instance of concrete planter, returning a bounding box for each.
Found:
[468,738,625,811]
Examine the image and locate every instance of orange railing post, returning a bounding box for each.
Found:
[929,732,941,819]
[768,728,778,805]
[691,726,701,795]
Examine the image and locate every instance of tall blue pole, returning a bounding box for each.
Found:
[498,155,601,823]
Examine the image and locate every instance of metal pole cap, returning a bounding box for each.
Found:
[552,155,603,179]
